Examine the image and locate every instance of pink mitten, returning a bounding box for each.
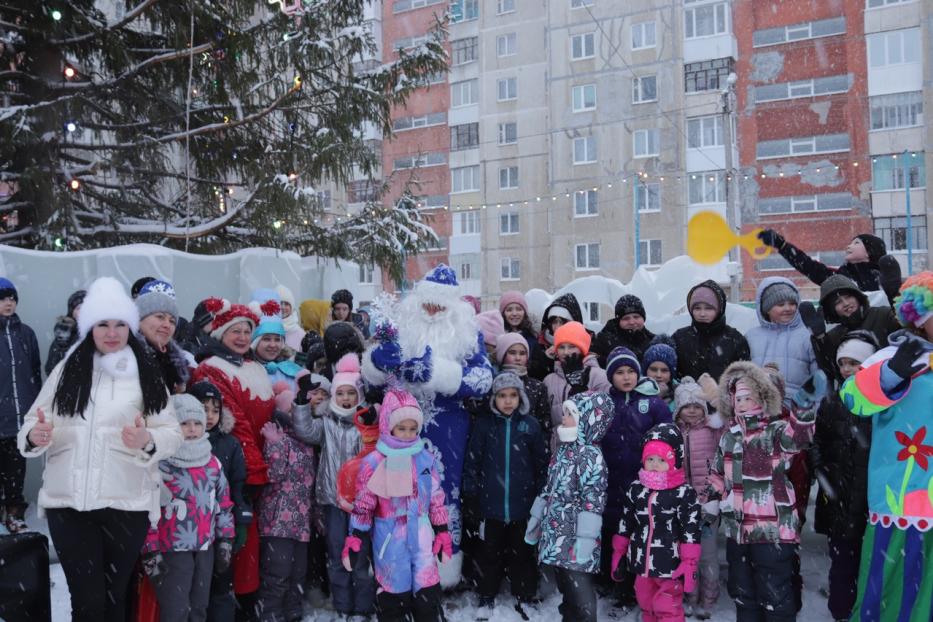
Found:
[610,534,630,582]
[432,529,453,563]
[274,389,296,414]
[671,542,702,593]
[341,534,362,572]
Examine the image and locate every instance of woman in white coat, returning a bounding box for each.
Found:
[17,276,181,622]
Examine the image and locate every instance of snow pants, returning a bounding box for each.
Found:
[207,562,236,622]
[375,584,443,622]
[635,575,685,622]
[554,568,597,622]
[47,507,149,622]
[257,537,307,622]
[476,518,537,602]
[685,521,720,610]
[324,504,375,615]
[152,549,215,622]
[827,535,861,621]
[726,540,796,622]
[0,437,25,515]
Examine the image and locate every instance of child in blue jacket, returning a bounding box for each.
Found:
[463,371,549,617]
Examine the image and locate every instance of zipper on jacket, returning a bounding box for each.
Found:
[504,417,511,523]
[644,491,657,577]
[684,430,692,484]
[83,369,103,509]
[3,323,20,415]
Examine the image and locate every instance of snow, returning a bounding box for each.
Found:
[44,498,837,620]
[525,255,759,336]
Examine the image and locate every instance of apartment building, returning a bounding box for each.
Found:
[735,0,931,300]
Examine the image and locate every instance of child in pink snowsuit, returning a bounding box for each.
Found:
[611,423,702,622]
[343,389,452,622]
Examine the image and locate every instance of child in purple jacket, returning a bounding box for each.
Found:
[600,346,671,607]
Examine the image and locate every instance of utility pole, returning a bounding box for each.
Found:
[722,72,740,302]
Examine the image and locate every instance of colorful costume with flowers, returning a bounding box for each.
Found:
[839,272,933,622]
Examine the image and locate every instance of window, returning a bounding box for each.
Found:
[868,0,916,6]
[456,210,481,235]
[451,37,478,65]
[571,0,594,7]
[687,115,723,148]
[638,239,663,266]
[868,28,920,67]
[875,216,928,251]
[499,212,519,234]
[421,195,448,209]
[632,21,656,49]
[685,2,728,39]
[449,0,479,22]
[393,112,447,132]
[635,182,660,212]
[633,129,660,157]
[685,57,734,93]
[573,136,597,164]
[754,74,849,102]
[394,152,446,170]
[393,0,444,13]
[572,84,597,111]
[582,301,600,323]
[758,192,853,214]
[348,180,379,204]
[688,171,726,204]
[451,79,478,107]
[870,92,923,130]
[571,33,596,60]
[574,190,598,217]
[497,122,518,145]
[497,33,517,57]
[450,123,479,151]
[575,243,600,270]
[497,0,515,14]
[393,34,429,51]
[753,17,846,47]
[499,166,519,189]
[501,257,521,280]
[451,165,480,193]
[872,153,926,191]
[633,75,657,103]
[358,264,374,284]
[756,133,850,159]
[497,77,518,101]
[459,261,474,280]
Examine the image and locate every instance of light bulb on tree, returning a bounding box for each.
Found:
[273,220,283,229]
[69,179,80,191]
[65,122,77,133]
[54,238,63,248]
[63,66,76,79]
[51,9,62,21]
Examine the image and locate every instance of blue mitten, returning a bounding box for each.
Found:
[573,511,602,563]
[792,370,827,408]
[524,496,547,545]
[371,341,402,373]
[400,346,433,383]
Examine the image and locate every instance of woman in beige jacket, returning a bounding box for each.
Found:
[18,277,181,622]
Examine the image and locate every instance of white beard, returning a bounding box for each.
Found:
[396,293,480,365]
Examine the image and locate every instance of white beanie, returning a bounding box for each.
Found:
[78,277,140,339]
[836,339,876,365]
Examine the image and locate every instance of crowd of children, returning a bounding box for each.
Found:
[3,230,931,622]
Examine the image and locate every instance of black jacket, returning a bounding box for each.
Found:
[812,392,871,540]
[137,335,191,393]
[463,408,549,524]
[777,240,882,292]
[208,412,252,526]
[45,315,78,377]
[523,375,551,438]
[0,314,41,438]
[672,281,750,382]
[528,293,593,380]
[591,320,655,368]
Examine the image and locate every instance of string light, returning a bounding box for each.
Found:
[50,9,62,21]
[69,179,80,191]
[64,122,77,133]
[63,66,76,79]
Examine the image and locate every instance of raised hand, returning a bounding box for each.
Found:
[28,408,54,448]
[122,414,152,450]
[260,421,284,444]
[888,338,928,381]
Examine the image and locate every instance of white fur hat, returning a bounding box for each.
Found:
[78,277,140,339]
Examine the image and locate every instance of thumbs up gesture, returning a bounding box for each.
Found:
[122,414,152,450]
[28,408,54,448]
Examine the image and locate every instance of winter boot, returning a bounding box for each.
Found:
[4,506,27,534]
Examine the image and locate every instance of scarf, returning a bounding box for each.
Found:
[283,310,301,333]
[168,435,212,468]
[557,425,578,443]
[501,363,528,377]
[95,347,139,379]
[368,436,424,498]
[329,400,359,421]
[638,467,686,490]
[264,359,304,378]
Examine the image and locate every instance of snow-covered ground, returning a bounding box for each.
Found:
[46,499,836,621]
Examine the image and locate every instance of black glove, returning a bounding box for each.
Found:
[357,406,377,426]
[798,301,826,337]
[215,540,233,573]
[295,374,320,406]
[562,353,583,375]
[611,555,628,582]
[757,229,786,250]
[364,385,384,407]
[879,255,903,305]
[887,339,927,381]
[142,552,166,578]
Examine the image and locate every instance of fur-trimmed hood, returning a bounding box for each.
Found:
[717,361,783,420]
[216,406,236,434]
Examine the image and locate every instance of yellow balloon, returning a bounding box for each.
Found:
[687,211,772,265]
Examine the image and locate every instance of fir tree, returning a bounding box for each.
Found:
[0,1,446,281]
